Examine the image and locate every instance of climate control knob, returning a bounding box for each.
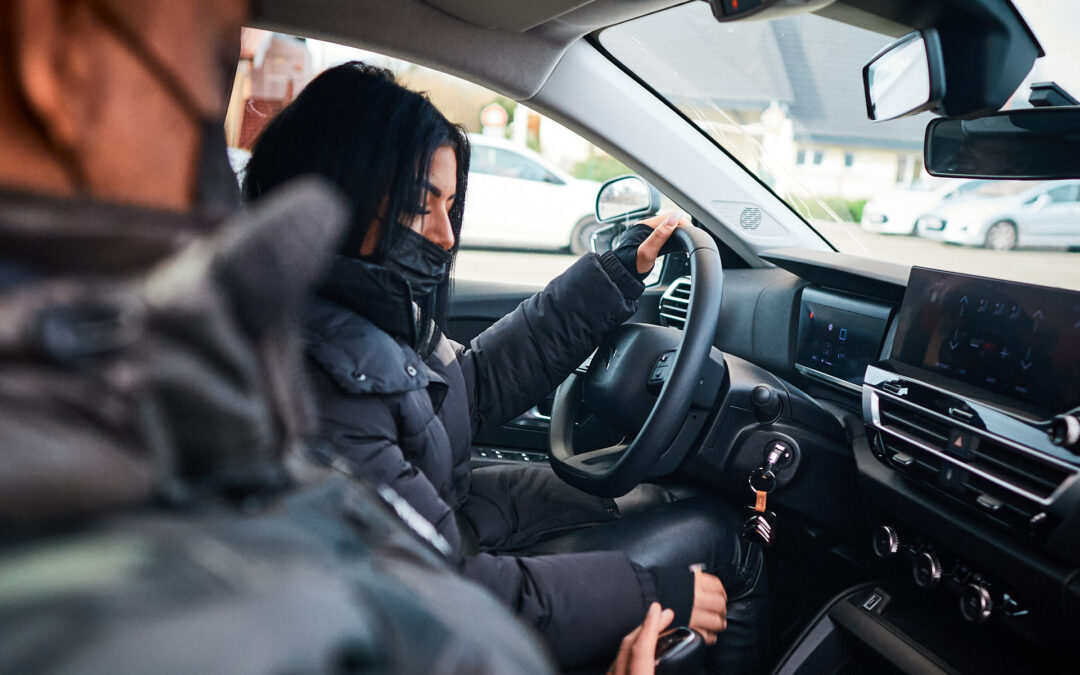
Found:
[960,584,993,623]
[872,526,900,559]
[913,551,942,589]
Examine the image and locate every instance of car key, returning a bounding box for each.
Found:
[741,489,776,546]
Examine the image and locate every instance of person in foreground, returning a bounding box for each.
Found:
[244,62,768,672]
[0,2,575,673]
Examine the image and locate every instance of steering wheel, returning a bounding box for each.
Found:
[549,225,725,497]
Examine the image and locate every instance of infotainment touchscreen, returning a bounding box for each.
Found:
[891,267,1080,416]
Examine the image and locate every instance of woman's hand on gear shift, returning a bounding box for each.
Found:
[609,602,675,675]
[688,568,728,645]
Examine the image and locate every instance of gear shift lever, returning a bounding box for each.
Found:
[655,627,705,675]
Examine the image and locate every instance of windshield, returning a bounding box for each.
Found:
[600,1,1080,291]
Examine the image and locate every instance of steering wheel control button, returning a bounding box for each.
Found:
[647,352,676,393]
[913,551,942,589]
[872,525,900,559]
[960,584,993,623]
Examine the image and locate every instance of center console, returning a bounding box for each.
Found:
[863,268,1080,564]
[778,268,1080,673]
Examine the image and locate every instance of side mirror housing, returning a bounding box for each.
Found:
[595,175,661,223]
[863,29,946,122]
[592,175,663,254]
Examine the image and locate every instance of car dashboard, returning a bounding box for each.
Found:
[661,249,1080,667]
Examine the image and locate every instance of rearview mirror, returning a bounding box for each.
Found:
[863,30,945,122]
[596,175,661,223]
[925,107,1080,179]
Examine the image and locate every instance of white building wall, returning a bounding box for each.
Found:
[789,147,915,201]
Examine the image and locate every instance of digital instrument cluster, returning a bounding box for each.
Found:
[795,288,892,389]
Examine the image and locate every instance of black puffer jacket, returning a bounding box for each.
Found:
[304,251,666,666]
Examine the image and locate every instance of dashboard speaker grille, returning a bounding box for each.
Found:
[658,276,691,329]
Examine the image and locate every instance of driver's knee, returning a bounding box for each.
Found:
[612,482,679,517]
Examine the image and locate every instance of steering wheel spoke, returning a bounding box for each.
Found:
[549,226,725,497]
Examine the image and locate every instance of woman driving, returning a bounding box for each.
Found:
[243,62,766,672]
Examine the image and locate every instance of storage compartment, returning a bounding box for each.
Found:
[772,582,1068,675]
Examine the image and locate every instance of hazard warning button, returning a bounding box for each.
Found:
[946,429,979,460]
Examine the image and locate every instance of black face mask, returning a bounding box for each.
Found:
[383,226,452,298]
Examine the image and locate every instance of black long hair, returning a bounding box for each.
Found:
[242,62,469,357]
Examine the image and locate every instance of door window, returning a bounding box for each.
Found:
[1044,185,1078,202]
[227,31,674,287]
[488,148,564,184]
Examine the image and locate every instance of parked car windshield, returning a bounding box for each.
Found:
[600,0,1080,291]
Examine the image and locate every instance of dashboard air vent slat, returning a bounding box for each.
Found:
[970,439,1069,499]
[658,276,691,329]
[875,395,1073,502]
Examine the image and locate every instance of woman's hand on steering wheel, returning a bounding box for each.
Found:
[635,211,687,275]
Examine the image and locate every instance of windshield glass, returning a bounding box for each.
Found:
[600,0,1080,291]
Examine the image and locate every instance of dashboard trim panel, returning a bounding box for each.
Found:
[867,389,1077,507]
[795,363,863,394]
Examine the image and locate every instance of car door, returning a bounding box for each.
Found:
[1020,183,1079,245]
[469,147,569,249]
[460,144,507,246]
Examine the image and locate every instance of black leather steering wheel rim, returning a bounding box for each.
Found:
[549,226,724,497]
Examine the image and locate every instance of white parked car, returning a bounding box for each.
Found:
[860,179,984,235]
[462,134,602,254]
[915,180,1080,250]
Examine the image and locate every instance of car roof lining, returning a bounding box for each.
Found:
[249,0,912,101]
[250,0,687,100]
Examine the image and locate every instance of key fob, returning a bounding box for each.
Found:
[655,627,705,675]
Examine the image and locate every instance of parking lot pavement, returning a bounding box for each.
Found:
[456,226,1080,291]
[815,221,1080,291]
[456,248,580,286]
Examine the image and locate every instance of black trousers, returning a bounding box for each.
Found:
[459,464,769,674]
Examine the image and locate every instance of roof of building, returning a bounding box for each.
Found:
[602,6,929,151]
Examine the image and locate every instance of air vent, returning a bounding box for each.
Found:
[875,396,1074,503]
[659,276,691,329]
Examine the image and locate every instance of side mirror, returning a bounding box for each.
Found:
[1032,193,1051,210]
[863,29,945,122]
[595,175,662,223]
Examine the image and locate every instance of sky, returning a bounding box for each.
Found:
[1011,0,1080,99]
